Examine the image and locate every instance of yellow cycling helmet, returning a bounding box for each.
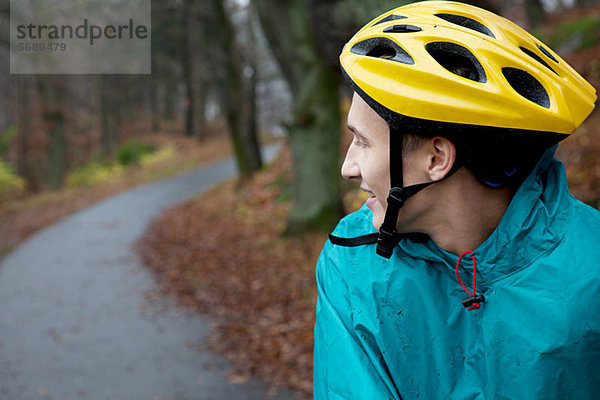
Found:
[340,1,596,137]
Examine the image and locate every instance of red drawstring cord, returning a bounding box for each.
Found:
[455,251,484,311]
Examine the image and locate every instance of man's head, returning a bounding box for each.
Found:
[343,93,456,230]
[339,1,596,257]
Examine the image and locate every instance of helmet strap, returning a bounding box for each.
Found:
[375,127,462,259]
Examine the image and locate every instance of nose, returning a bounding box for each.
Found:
[341,145,360,181]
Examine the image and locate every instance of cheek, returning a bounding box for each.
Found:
[373,159,390,201]
[360,145,390,201]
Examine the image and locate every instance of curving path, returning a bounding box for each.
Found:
[0,144,295,400]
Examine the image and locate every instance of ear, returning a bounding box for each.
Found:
[427,137,456,181]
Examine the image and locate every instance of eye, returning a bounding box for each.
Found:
[353,137,368,149]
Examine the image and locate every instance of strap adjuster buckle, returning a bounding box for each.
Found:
[387,187,406,208]
[462,294,486,309]
[376,228,397,259]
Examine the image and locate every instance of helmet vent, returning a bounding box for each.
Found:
[502,67,550,108]
[371,14,407,27]
[519,46,557,75]
[538,45,559,63]
[425,42,487,83]
[435,13,496,38]
[350,37,415,65]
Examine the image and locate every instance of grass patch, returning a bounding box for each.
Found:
[67,161,124,188]
[0,159,26,203]
[117,140,156,166]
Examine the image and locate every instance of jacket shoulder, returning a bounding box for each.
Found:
[317,205,378,283]
[570,198,600,230]
[562,198,600,254]
[331,204,377,238]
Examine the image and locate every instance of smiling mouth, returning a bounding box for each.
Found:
[361,187,378,207]
[360,187,373,196]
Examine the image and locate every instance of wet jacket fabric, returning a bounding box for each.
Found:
[313,148,600,399]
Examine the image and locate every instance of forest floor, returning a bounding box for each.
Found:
[135,12,600,399]
[0,128,238,259]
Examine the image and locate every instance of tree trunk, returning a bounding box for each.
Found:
[241,10,263,173]
[213,0,262,180]
[163,73,177,121]
[15,75,35,192]
[254,0,343,234]
[523,0,545,28]
[98,76,118,158]
[150,57,161,133]
[184,0,206,139]
[223,35,250,180]
[37,76,67,190]
[243,63,262,172]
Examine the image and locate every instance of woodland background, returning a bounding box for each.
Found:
[0,0,599,398]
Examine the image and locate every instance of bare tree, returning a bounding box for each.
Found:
[37,76,67,189]
[15,75,35,191]
[254,0,344,233]
[184,0,207,139]
[98,76,118,158]
[210,0,262,180]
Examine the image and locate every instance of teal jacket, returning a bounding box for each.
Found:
[314,148,600,399]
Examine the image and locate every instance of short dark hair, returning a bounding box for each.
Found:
[401,133,428,154]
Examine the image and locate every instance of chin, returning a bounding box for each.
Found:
[371,212,384,231]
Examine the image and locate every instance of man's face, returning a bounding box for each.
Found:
[342,93,391,229]
[342,93,433,231]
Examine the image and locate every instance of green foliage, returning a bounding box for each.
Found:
[0,125,18,158]
[67,144,174,188]
[67,162,124,188]
[546,16,600,51]
[139,145,175,166]
[0,160,26,202]
[116,140,155,166]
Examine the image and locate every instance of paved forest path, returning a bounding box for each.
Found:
[0,144,294,400]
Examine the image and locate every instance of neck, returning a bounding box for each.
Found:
[423,170,513,255]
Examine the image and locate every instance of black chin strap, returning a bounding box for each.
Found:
[375,128,461,259]
[376,183,437,258]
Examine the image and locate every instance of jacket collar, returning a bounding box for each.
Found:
[397,146,572,288]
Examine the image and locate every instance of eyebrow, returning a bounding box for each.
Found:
[347,124,369,141]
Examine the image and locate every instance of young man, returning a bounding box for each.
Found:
[313,2,599,399]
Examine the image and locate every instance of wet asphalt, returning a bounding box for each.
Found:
[0,144,297,400]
